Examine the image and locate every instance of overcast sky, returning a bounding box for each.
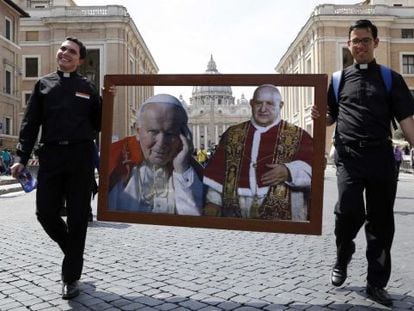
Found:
[74,0,360,99]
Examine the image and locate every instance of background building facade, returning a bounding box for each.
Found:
[11,0,158,148]
[275,0,414,154]
[0,0,28,150]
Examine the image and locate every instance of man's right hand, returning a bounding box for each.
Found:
[11,163,25,179]
[311,105,335,126]
[311,105,320,119]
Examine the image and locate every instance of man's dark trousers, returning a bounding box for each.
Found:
[334,143,396,288]
[36,141,95,283]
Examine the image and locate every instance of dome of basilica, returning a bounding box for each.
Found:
[192,55,233,96]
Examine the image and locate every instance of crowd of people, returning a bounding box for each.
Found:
[0,148,14,175]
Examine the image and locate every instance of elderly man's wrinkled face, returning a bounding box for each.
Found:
[137,103,183,167]
[250,87,281,127]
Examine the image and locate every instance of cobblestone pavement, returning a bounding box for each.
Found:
[0,167,413,310]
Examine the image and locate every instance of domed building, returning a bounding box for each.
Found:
[187,56,251,151]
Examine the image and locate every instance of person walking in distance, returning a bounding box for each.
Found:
[11,37,102,300]
[312,20,414,307]
[393,145,402,180]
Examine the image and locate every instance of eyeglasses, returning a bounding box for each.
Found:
[349,38,373,46]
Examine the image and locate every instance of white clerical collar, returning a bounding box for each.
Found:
[251,116,281,133]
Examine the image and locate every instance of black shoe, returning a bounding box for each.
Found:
[331,265,347,287]
[88,213,93,222]
[366,283,393,307]
[62,281,80,300]
[331,242,355,287]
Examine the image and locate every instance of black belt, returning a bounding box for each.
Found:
[341,139,391,148]
[43,140,91,146]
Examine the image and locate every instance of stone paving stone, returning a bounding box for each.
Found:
[0,301,24,310]
[198,306,223,311]
[142,288,162,296]
[17,297,44,307]
[118,302,146,310]
[198,295,222,306]
[261,295,292,306]
[164,296,189,303]
[327,304,353,311]
[306,306,331,311]
[178,299,209,310]
[229,295,252,304]
[263,304,288,311]
[246,291,268,299]
[110,298,134,308]
[160,285,196,297]
[30,302,54,310]
[87,301,114,310]
[305,297,333,307]
[213,291,237,300]
[199,287,223,295]
[243,300,269,309]
[133,296,164,306]
[152,292,174,300]
[216,301,241,310]
[8,307,29,311]
[155,302,178,310]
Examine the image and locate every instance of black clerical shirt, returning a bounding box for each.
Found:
[17,70,101,165]
[327,60,414,145]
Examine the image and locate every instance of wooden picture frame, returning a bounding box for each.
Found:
[97,74,327,235]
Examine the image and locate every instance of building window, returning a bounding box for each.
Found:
[402,55,414,75]
[28,0,52,8]
[5,70,12,94]
[23,92,32,108]
[402,29,414,38]
[5,17,12,41]
[26,31,39,41]
[24,57,39,78]
[5,117,11,135]
[342,48,353,68]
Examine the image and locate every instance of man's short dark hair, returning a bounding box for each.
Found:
[349,19,378,39]
[65,37,87,59]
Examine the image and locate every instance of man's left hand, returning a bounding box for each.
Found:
[173,132,193,173]
[261,163,290,186]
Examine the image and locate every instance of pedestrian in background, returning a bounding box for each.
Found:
[393,145,402,180]
[0,149,11,175]
[11,37,102,300]
[196,144,209,167]
[312,19,414,307]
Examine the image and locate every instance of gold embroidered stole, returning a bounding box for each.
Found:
[222,122,249,217]
[222,121,303,220]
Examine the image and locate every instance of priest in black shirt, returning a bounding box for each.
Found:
[11,37,101,300]
[313,20,414,307]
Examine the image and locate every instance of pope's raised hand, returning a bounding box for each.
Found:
[173,128,193,173]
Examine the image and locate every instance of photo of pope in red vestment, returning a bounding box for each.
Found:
[203,84,313,221]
